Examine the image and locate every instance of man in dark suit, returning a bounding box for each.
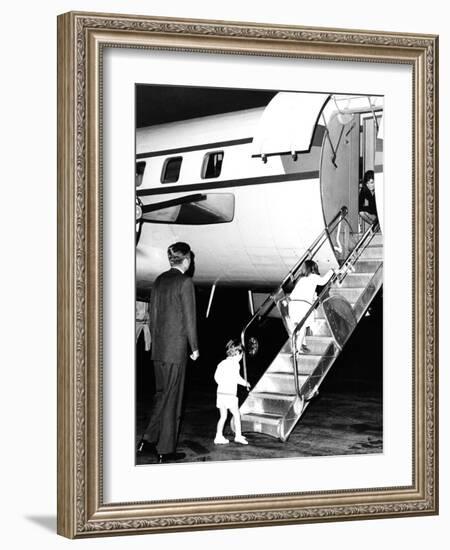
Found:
[138,242,199,463]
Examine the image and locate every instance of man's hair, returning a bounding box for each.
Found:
[225,339,243,357]
[167,242,191,266]
[363,170,375,184]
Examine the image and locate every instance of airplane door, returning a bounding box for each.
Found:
[320,111,360,251]
[361,112,382,175]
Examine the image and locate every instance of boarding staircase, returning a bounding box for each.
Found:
[239,207,383,441]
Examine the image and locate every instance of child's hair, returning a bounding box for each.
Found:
[298,259,319,278]
[225,339,243,357]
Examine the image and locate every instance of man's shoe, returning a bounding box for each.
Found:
[157,452,186,463]
[136,438,157,455]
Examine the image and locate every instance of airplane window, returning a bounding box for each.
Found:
[161,156,182,183]
[201,151,224,179]
[141,193,234,225]
[136,161,146,187]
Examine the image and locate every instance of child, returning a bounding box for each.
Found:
[289,260,334,353]
[214,339,251,445]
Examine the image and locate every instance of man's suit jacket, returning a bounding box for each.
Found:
[150,268,198,364]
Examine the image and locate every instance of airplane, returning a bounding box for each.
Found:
[136,91,383,299]
[135,90,384,441]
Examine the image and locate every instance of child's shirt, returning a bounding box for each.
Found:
[214,356,247,395]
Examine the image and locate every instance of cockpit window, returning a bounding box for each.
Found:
[136,161,146,187]
[141,193,234,225]
[201,151,224,179]
[161,156,182,183]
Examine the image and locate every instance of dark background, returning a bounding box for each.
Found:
[136,84,276,127]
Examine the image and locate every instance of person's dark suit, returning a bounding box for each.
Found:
[143,267,198,455]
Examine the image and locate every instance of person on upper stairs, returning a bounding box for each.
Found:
[359,170,378,226]
[289,260,334,353]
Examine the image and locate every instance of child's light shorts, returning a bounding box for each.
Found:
[216,393,238,409]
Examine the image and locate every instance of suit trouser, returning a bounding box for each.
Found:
[143,360,187,454]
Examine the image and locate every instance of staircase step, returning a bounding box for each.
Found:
[251,391,296,400]
[338,272,373,288]
[282,317,331,336]
[354,233,383,246]
[295,353,333,371]
[241,412,284,438]
[268,352,294,373]
[310,318,332,336]
[304,335,336,355]
[268,352,331,375]
[370,233,383,246]
[358,244,383,260]
[352,259,383,273]
[279,335,329,353]
[329,286,365,303]
[242,391,296,416]
[257,372,308,394]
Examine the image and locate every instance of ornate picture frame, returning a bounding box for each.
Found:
[57,11,438,538]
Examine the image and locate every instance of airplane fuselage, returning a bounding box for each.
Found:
[136,93,383,294]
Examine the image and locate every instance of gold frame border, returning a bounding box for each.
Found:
[57,11,439,538]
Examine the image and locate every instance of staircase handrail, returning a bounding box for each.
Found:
[240,205,349,381]
[290,221,380,397]
[336,221,380,284]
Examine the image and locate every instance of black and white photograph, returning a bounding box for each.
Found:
[1,0,444,545]
[134,85,384,466]
[53,0,441,538]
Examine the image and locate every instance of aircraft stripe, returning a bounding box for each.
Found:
[136,170,320,197]
[135,125,326,160]
[136,138,253,159]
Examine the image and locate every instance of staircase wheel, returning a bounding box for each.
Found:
[279,422,287,442]
[306,388,319,401]
[294,395,305,415]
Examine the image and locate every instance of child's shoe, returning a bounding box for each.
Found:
[214,435,229,445]
[234,435,248,445]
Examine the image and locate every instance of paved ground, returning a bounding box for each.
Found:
[136,387,382,465]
